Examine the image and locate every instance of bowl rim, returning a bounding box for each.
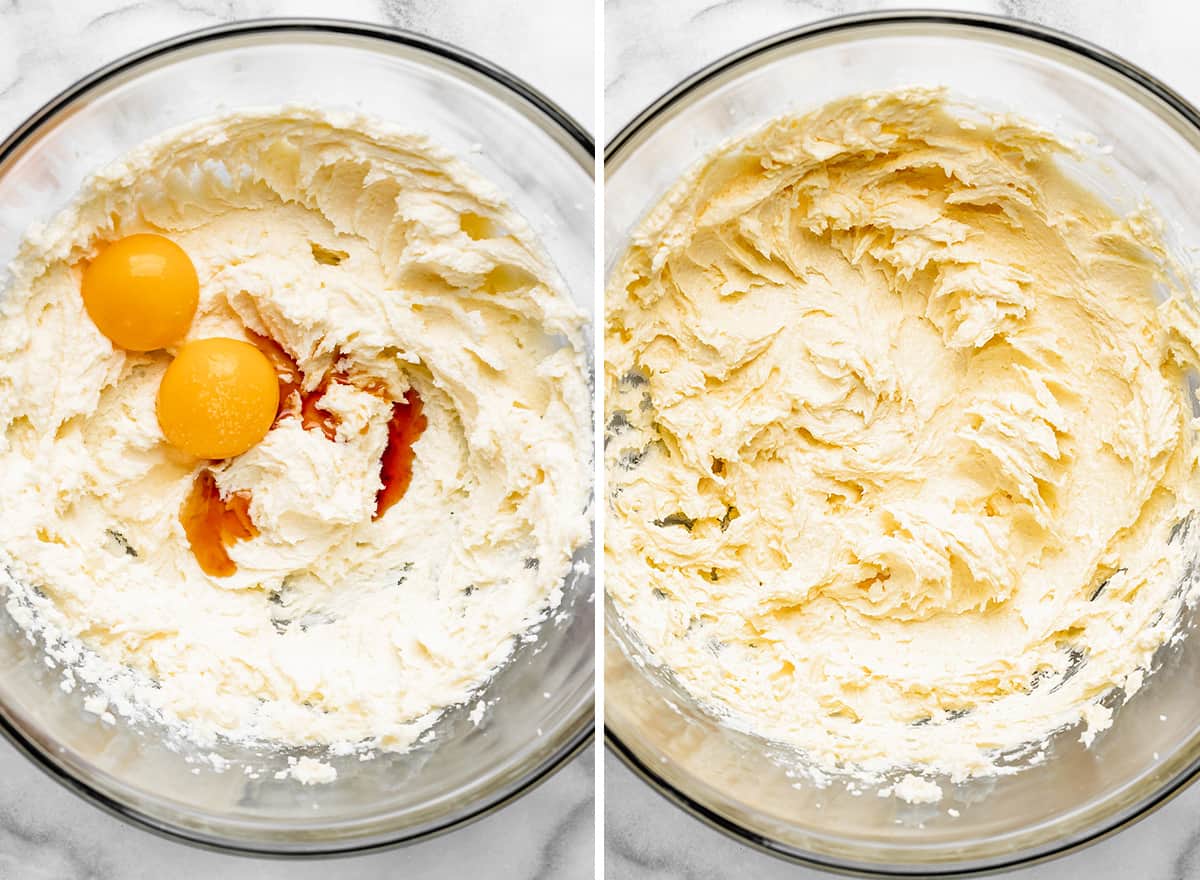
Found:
[603,8,1200,877]
[0,16,595,858]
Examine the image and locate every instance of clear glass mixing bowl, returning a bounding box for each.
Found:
[0,19,594,855]
[605,11,1200,875]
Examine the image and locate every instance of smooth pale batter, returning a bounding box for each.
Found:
[0,108,591,753]
[606,89,1200,782]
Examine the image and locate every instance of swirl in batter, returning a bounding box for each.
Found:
[0,109,591,754]
[606,89,1200,781]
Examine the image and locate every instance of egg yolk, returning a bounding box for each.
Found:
[81,233,199,351]
[157,338,279,459]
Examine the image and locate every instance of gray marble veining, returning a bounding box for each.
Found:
[607,750,1200,879]
[604,1,1200,878]
[0,0,592,135]
[0,740,593,880]
[0,1,593,879]
[605,0,1200,139]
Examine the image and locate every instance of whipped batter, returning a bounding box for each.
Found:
[606,89,1200,783]
[0,108,591,753]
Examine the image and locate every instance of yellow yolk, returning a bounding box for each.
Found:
[157,338,279,459]
[81,233,199,351]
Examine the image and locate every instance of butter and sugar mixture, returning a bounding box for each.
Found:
[606,89,1200,783]
[0,108,591,755]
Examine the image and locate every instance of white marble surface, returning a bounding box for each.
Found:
[0,1,593,879]
[0,0,593,134]
[604,1,1200,878]
[606,750,1200,879]
[604,0,1200,139]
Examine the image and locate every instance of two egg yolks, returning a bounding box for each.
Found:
[81,235,278,460]
[80,235,424,578]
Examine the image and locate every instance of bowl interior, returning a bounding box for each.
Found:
[0,23,594,854]
[605,16,1200,874]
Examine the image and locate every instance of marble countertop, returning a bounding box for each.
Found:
[604,0,1200,138]
[604,1,1200,878]
[0,2,593,879]
[606,750,1200,879]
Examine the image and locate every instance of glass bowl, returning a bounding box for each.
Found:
[0,19,594,855]
[605,10,1200,876]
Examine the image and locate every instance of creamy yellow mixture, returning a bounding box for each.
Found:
[0,109,591,757]
[606,89,1200,782]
